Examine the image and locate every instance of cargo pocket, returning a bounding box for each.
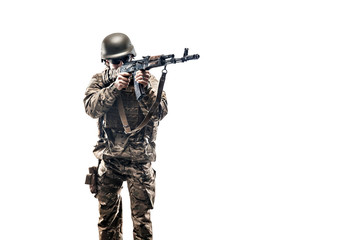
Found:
[128,164,156,209]
[142,166,156,209]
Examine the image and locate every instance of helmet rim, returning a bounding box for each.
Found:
[101,33,136,61]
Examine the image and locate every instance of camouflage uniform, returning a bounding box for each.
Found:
[84,66,168,240]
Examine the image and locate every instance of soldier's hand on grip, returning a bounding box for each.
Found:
[114,72,131,90]
[135,70,151,87]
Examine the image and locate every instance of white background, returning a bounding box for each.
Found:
[1,0,360,239]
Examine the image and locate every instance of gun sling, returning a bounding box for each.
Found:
[117,68,167,136]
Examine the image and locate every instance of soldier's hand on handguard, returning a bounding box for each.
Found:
[114,72,131,90]
[135,70,151,87]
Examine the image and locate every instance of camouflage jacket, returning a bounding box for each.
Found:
[84,67,168,162]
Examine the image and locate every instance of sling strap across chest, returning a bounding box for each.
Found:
[117,67,167,137]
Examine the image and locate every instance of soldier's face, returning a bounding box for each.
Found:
[107,55,132,69]
[106,60,124,70]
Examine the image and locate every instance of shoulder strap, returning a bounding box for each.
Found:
[117,96,132,133]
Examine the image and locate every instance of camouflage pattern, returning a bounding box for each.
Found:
[84,66,168,161]
[97,159,155,240]
[84,66,167,240]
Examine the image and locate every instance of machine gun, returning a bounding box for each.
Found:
[113,48,200,101]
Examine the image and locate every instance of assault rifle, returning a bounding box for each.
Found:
[114,48,200,101]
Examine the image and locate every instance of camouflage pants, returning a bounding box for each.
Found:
[96,158,156,240]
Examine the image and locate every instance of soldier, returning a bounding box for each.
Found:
[84,33,168,240]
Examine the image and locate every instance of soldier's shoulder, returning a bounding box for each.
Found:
[149,74,159,89]
[91,72,104,81]
[86,72,105,89]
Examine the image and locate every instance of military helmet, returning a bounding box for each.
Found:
[101,33,136,61]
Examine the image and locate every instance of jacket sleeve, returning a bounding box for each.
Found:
[83,73,121,119]
[140,75,168,121]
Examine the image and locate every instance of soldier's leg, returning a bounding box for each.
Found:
[127,163,156,240]
[97,160,124,240]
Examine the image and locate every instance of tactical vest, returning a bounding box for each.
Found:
[97,69,158,162]
[104,84,144,131]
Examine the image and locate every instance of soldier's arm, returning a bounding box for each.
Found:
[140,75,168,121]
[83,73,121,119]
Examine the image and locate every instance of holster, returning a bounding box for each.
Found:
[85,166,98,195]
